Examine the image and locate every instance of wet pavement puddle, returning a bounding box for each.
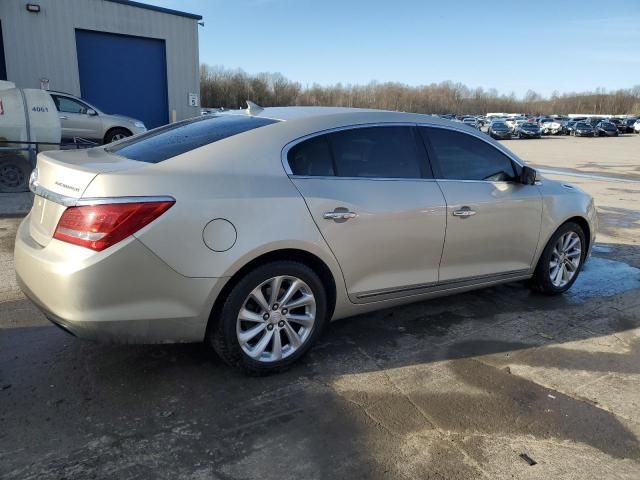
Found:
[567,256,640,301]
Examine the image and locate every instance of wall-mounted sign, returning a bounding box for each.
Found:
[188,93,198,107]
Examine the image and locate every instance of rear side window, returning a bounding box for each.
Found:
[109,115,279,163]
[287,136,335,176]
[288,126,426,179]
[422,127,517,182]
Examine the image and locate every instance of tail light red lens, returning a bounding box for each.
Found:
[53,201,174,251]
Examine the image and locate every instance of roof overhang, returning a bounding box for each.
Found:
[104,0,202,20]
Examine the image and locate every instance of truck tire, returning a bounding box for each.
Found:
[0,155,31,193]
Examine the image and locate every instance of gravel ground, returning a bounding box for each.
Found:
[1,135,640,479]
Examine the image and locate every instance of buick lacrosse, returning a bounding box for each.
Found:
[15,106,596,373]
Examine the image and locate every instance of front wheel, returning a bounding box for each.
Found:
[529,222,586,295]
[104,128,132,144]
[209,261,328,374]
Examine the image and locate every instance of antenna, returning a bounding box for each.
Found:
[246,100,264,115]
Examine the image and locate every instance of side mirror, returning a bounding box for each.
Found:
[86,108,97,116]
[521,165,539,185]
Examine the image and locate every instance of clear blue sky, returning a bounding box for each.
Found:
[138,0,640,98]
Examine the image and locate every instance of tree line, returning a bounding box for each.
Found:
[200,64,640,116]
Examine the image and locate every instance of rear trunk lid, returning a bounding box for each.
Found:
[29,148,143,246]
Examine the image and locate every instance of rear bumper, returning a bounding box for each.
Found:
[14,215,224,343]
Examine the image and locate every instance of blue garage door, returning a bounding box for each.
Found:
[75,29,169,129]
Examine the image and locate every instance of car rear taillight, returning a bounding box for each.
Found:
[53,200,174,251]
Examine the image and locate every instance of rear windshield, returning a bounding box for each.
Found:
[107,115,280,163]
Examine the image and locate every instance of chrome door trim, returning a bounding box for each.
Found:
[323,211,357,220]
[354,268,531,303]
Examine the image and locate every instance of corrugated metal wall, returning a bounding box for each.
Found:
[0,0,200,123]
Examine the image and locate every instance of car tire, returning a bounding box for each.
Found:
[209,261,328,375]
[104,128,132,144]
[529,222,586,295]
[0,154,31,193]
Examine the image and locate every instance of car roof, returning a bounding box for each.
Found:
[220,105,475,129]
[47,90,76,96]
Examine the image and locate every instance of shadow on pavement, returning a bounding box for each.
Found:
[1,251,640,478]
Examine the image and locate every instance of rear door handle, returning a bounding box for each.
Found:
[323,211,357,220]
[58,115,68,120]
[452,207,476,217]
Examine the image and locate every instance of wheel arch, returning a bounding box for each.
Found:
[562,215,592,253]
[103,126,132,144]
[205,248,338,336]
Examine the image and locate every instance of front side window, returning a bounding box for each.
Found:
[53,96,89,114]
[422,127,517,182]
[287,126,426,179]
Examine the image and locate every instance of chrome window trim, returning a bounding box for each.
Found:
[30,182,175,207]
[290,175,438,183]
[280,121,526,182]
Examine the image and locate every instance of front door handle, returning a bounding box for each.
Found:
[58,115,68,120]
[452,207,476,218]
[323,211,357,221]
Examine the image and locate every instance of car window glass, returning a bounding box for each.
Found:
[327,126,423,178]
[287,135,334,176]
[422,127,517,182]
[288,126,425,179]
[109,115,279,163]
[54,96,88,114]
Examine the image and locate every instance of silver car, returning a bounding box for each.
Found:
[48,91,147,144]
[15,107,597,373]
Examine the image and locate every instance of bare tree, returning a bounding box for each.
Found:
[200,64,640,115]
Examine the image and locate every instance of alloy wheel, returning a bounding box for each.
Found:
[549,231,582,287]
[236,275,316,362]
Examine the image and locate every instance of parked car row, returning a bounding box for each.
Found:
[438,113,639,140]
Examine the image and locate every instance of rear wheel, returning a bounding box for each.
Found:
[0,155,31,193]
[530,222,586,295]
[104,128,132,144]
[209,261,328,375]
